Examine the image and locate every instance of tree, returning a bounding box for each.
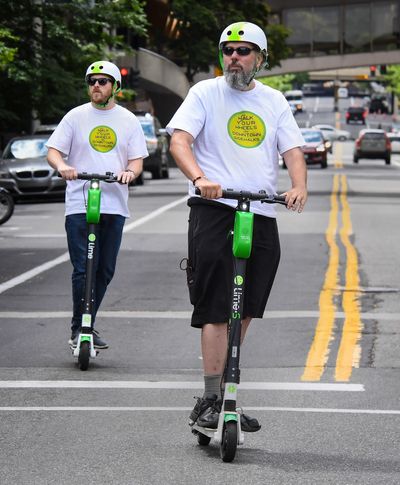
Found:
[156,0,291,83]
[0,0,148,134]
[384,65,400,99]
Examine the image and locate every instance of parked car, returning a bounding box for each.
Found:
[0,135,66,198]
[387,133,400,153]
[134,112,170,181]
[346,106,367,124]
[312,124,351,141]
[353,129,391,165]
[296,129,328,169]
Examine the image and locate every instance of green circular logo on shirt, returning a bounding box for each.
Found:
[89,125,117,153]
[227,111,266,148]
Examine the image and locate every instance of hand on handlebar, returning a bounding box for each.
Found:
[281,186,307,213]
[117,169,136,185]
[57,163,78,181]
[194,178,222,199]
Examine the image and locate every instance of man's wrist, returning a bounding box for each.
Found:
[192,175,207,186]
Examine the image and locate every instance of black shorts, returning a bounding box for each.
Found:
[187,198,281,328]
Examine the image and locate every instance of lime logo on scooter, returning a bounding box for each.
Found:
[234,275,243,285]
[87,233,96,260]
[232,275,243,320]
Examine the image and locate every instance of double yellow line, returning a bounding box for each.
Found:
[302,156,363,382]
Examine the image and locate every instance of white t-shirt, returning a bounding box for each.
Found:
[167,77,304,217]
[46,103,148,217]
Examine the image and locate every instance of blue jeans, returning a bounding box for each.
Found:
[65,213,125,332]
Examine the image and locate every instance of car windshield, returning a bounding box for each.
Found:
[302,131,323,143]
[139,121,156,138]
[5,137,49,159]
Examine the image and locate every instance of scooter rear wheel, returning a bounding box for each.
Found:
[197,432,211,446]
[220,421,237,462]
[78,341,90,371]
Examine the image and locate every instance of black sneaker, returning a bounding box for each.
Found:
[93,329,108,349]
[240,412,261,433]
[189,394,221,429]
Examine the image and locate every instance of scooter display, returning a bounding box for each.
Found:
[69,172,119,371]
[191,188,287,462]
[0,187,14,225]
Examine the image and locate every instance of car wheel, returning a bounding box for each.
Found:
[338,136,346,141]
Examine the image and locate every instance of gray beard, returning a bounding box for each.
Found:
[224,65,256,90]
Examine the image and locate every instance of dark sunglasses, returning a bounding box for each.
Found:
[87,77,113,86]
[221,46,257,57]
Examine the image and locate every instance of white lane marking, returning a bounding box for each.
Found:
[0,381,364,391]
[0,310,398,320]
[0,406,397,415]
[123,196,187,233]
[0,195,187,296]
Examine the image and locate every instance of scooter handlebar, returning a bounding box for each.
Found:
[194,187,287,205]
[57,171,118,183]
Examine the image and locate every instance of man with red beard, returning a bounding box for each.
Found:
[47,61,147,350]
[167,22,307,432]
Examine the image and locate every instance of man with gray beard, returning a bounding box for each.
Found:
[167,22,307,432]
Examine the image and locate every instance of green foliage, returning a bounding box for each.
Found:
[384,65,400,98]
[161,0,290,82]
[258,74,295,92]
[0,0,148,133]
[0,28,18,72]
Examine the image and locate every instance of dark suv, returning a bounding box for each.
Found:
[346,106,367,124]
[353,129,391,165]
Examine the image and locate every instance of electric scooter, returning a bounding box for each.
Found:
[0,187,14,225]
[69,172,119,371]
[191,188,287,462]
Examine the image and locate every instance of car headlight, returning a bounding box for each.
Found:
[316,144,326,152]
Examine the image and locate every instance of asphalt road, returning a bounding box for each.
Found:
[1,109,400,484]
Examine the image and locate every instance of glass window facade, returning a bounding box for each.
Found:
[282,1,400,57]
[372,1,400,50]
[344,3,371,53]
[283,9,312,57]
[313,7,340,55]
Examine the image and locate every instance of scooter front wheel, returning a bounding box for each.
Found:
[78,341,90,371]
[220,421,237,462]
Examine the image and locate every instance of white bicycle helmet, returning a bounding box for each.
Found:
[85,60,122,91]
[218,22,268,70]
